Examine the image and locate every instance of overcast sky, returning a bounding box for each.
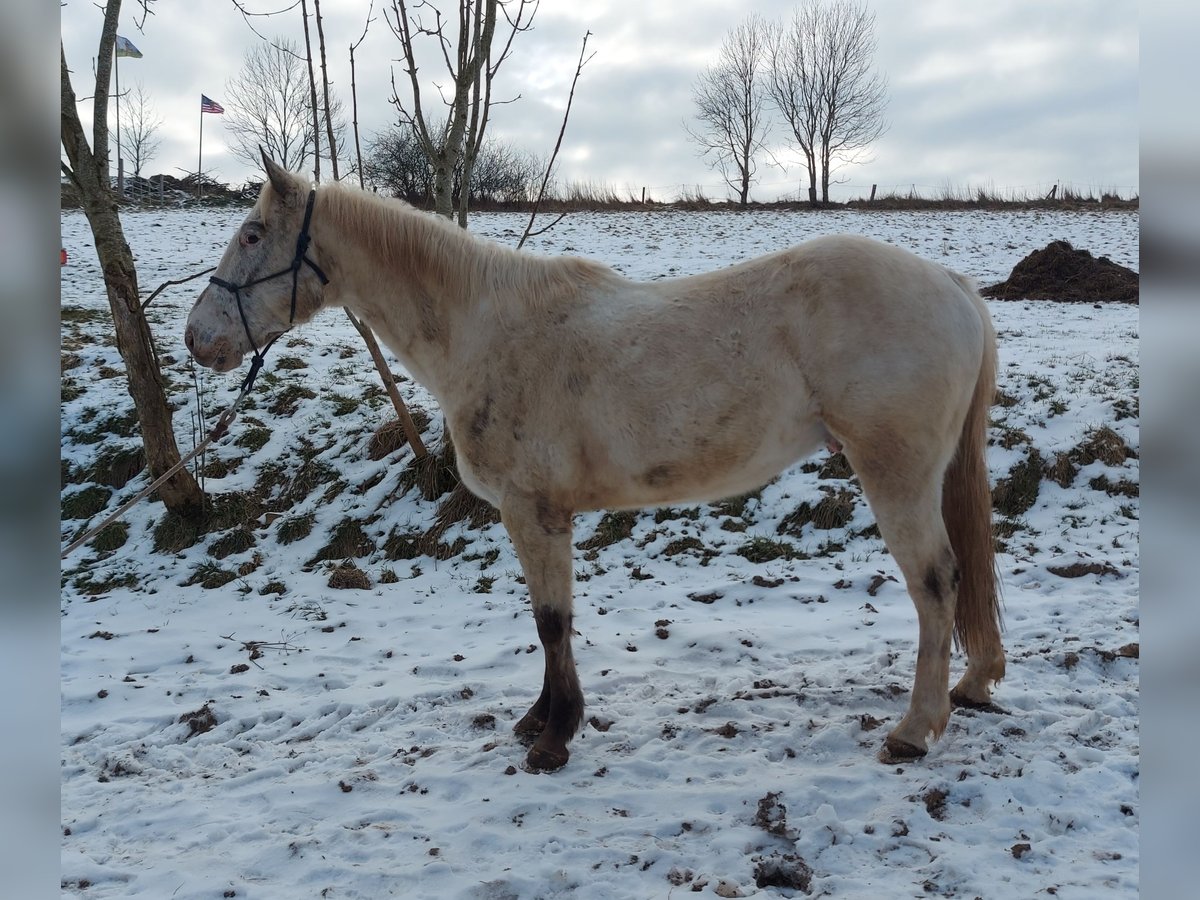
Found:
[60,0,1138,202]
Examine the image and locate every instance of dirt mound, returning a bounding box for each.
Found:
[982,240,1138,303]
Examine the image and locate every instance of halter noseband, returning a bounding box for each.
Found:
[208,189,330,391]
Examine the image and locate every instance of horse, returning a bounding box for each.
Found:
[186,152,1005,772]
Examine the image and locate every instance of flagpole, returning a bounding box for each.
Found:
[197,98,204,200]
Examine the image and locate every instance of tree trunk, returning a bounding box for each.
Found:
[61,25,204,517]
[313,0,339,180]
[300,0,323,183]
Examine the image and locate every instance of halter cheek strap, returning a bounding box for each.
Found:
[208,189,330,391]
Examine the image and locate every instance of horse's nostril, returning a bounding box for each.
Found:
[184,325,196,353]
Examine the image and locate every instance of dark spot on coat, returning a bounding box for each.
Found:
[535,496,570,536]
[642,464,677,487]
[470,395,493,439]
[924,567,942,599]
[566,371,589,397]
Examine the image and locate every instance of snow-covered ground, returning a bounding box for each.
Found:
[61,206,1139,898]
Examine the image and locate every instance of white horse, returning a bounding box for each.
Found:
[186,153,1005,771]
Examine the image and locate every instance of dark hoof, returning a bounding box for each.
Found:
[524,744,569,773]
[950,690,1009,715]
[878,736,928,764]
[513,712,546,736]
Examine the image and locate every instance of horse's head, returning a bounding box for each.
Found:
[185,150,329,374]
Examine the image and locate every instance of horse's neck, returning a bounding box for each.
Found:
[321,196,486,400]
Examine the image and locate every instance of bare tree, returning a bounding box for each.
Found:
[60,1,204,518]
[124,81,162,178]
[766,0,887,205]
[385,0,537,226]
[686,13,770,206]
[223,38,346,174]
[766,9,823,206]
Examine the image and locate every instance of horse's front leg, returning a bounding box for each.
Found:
[501,493,584,772]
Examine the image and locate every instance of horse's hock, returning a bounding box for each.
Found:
[982,240,1138,303]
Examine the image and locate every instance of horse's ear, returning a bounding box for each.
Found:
[260,147,298,206]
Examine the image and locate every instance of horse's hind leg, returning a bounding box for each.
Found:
[844,444,958,760]
[501,493,584,772]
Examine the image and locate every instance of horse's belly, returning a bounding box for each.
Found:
[601,414,828,509]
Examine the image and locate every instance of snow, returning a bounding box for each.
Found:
[61,205,1138,898]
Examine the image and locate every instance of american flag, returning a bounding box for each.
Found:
[200,95,225,115]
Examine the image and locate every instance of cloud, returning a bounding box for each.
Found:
[59,2,1137,201]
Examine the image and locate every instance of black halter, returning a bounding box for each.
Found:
[208,189,330,391]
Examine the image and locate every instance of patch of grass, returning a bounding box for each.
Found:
[711,490,760,520]
[183,562,238,590]
[288,599,328,621]
[818,454,855,480]
[577,511,638,550]
[268,385,317,416]
[1045,452,1079,488]
[396,442,459,501]
[992,448,1045,517]
[433,536,468,560]
[777,488,857,536]
[61,379,84,402]
[994,388,1019,408]
[209,527,256,559]
[1088,475,1139,497]
[260,580,288,596]
[62,485,112,520]
[379,567,399,584]
[274,356,309,370]
[235,426,273,452]
[89,446,146,489]
[254,460,289,499]
[1026,374,1056,403]
[383,526,424,560]
[653,506,700,524]
[200,456,240,479]
[994,424,1032,450]
[473,575,495,593]
[1072,426,1136,466]
[660,536,718,564]
[329,393,362,417]
[72,570,139,596]
[309,517,375,563]
[68,409,139,444]
[285,457,341,505]
[736,536,806,563]
[993,517,1028,538]
[88,522,129,553]
[276,513,316,545]
[1111,398,1138,421]
[153,491,263,554]
[328,562,371,590]
[61,306,108,325]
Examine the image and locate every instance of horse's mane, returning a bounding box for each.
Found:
[309,180,617,308]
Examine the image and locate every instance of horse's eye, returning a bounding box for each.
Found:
[245,232,260,245]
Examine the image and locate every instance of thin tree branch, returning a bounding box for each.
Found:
[517,31,593,249]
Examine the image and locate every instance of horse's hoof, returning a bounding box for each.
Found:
[513,712,546,736]
[878,736,928,764]
[950,690,1009,715]
[525,744,569,773]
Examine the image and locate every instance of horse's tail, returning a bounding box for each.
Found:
[942,275,1003,665]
